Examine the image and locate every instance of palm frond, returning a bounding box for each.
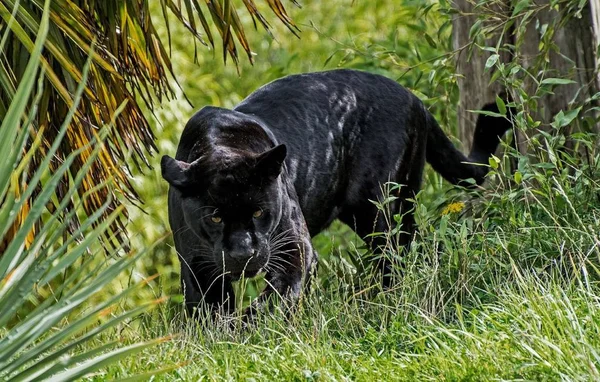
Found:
[0,0,298,246]
[0,3,167,378]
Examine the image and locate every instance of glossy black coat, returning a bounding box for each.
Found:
[161,69,511,314]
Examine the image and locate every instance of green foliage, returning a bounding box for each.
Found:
[0,0,300,246]
[99,158,600,378]
[129,0,458,299]
[0,3,167,380]
[24,0,597,379]
[109,119,600,378]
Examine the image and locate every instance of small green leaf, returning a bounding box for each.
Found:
[424,33,437,48]
[490,68,503,84]
[496,95,507,116]
[489,155,499,169]
[485,54,499,71]
[547,146,557,165]
[540,78,576,86]
[552,107,581,128]
[468,109,505,118]
[512,0,530,16]
[514,171,523,183]
[469,20,483,39]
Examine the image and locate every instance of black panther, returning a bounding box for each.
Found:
[161,69,511,315]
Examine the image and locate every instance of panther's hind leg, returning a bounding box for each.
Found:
[339,191,416,287]
[339,135,426,287]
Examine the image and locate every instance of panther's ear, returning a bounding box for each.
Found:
[161,155,191,188]
[254,144,287,181]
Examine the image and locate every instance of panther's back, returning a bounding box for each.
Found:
[234,69,425,235]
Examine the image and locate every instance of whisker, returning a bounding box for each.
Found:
[266,263,286,275]
[269,240,297,250]
[270,256,296,269]
[270,232,299,243]
[269,233,296,244]
[263,259,284,274]
[173,225,192,236]
[269,228,294,242]
[177,252,203,294]
[270,247,298,257]
[269,240,299,252]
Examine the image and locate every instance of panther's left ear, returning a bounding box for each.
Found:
[161,155,192,188]
[254,144,287,181]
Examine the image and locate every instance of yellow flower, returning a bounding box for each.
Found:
[442,202,465,215]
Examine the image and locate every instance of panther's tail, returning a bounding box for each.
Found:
[425,103,512,186]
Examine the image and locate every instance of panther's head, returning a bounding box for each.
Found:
[161,143,287,278]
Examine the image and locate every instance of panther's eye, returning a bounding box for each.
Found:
[210,210,222,224]
[253,209,263,218]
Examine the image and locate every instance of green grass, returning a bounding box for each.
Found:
[4,0,599,380]
[81,1,600,380]
[92,161,600,380]
[94,254,600,380]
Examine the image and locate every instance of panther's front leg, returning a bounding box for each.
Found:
[181,265,236,318]
[244,235,316,319]
[243,186,317,319]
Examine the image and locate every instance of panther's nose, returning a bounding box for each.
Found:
[229,248,255,261]
[227,232,255,261]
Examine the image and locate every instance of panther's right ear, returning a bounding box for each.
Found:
[161,155,191,188]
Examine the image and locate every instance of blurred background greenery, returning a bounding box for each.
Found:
[5,0,600,379]
[128,0,458,304]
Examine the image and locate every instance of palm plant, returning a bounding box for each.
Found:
[0,0,299,245]
[1,0,298,378]
[0,2,175,379]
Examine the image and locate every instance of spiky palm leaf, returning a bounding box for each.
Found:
[0,0,298,246]
[1,2,171,379]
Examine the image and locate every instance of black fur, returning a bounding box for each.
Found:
[161,69,511,315]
